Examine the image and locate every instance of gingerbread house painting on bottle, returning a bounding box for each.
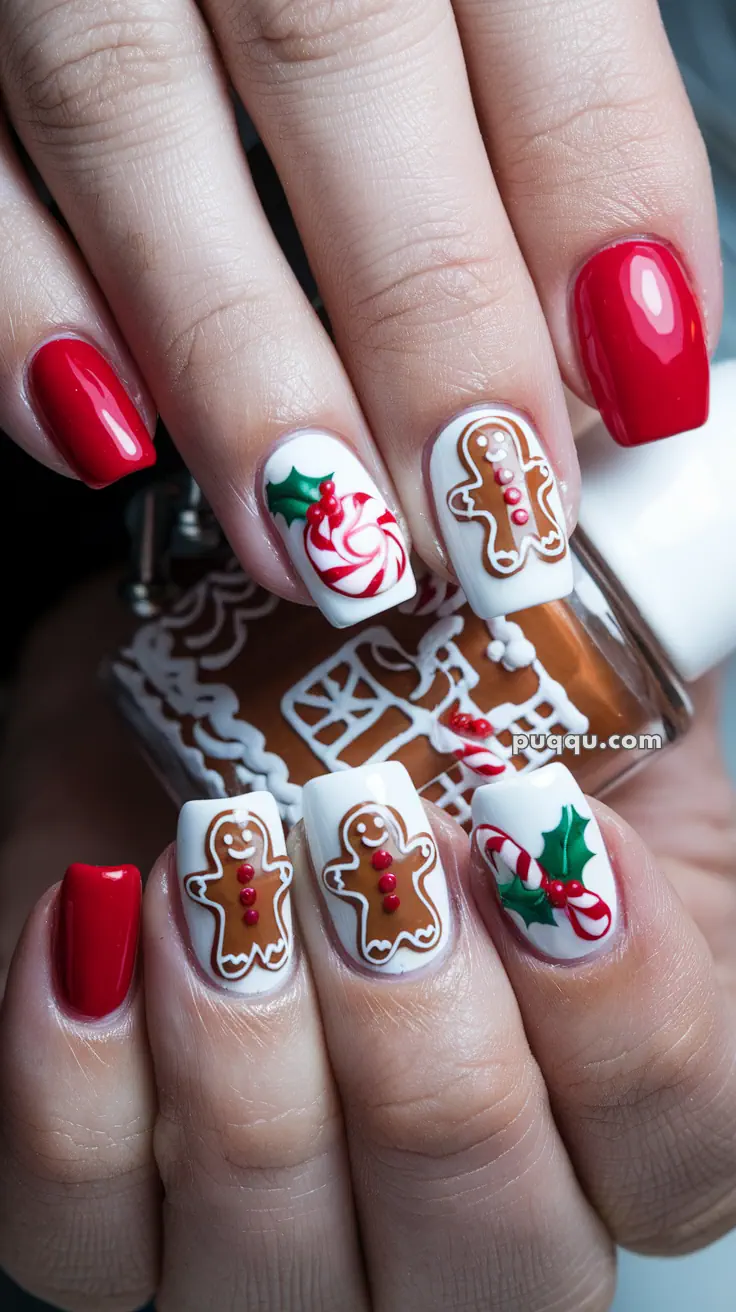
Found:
[111,554,643,830]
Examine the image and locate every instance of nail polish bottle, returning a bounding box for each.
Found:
[109,361,736,829]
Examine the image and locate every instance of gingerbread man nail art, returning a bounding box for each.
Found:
[177,792,293,994]
[430,405,573,620]
[303,762,451,974]
[322,802,441,966]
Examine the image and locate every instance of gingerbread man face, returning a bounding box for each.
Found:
[447,415,567,578]
[185,808,292,981]
[322,802,441,966]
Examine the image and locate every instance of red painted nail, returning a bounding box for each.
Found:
[573,240,709,447]
[28,338,156,487]
[57,864,141,1018]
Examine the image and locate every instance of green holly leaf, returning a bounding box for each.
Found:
[265,467,333,526]
[538,805,594,883]
[498,875,556,928]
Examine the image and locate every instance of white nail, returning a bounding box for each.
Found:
[264,431,416,628]
[429,405,573,618]
[302,763,451,974]
[471,763,618,960]
[177,791,293,994]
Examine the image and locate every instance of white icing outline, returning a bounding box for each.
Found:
[184,808,293,979]
[322,803,441,964]
[114,565,589,832]
[446,414,566,576]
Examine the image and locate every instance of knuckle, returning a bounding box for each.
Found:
[3,0,198,144]
[4,1109,150,1189]
[356,1047,542,1167]
[232,0,417,68]
[347,237,521,359]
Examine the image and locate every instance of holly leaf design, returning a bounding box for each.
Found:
[538,805,594,884]
[498,875,556,928]
[265,467,333,526]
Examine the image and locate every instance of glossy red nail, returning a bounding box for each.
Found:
[573,240,709,447]
[57,864,141,1018]
[28,338,156,487]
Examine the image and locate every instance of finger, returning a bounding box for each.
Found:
[455,0,718,446]
[0,117,156,484]
[0,865,159,1309]
[471,764,736,1254]
[0,0,416,626]
[145,794,368,1312]
[293,763,614,1312]
[200,0,577,619]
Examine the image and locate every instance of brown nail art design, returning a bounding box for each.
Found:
[323,802,441,965]
[430,405,573,618]
[302,763,451,974]
[177,793,293,994]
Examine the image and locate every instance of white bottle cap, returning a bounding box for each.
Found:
[577,359,736,682]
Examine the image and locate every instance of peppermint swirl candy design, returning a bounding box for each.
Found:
[305,491,407,598]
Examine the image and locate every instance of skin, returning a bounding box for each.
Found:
[0,577,735,1311]
[0,0,722,594]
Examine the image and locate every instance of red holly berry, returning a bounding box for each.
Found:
[471,717,493,738]
[378,872,397,894]
[306,503,323,526]
[322,495,339,516]
[239,886,257,907]
[547,880,568,908]
[450,711,474,732]
[237,863,254,883]
[566,881,583,898]
[243,908,260,926]
[319,480,335,497]
[383,893,400,913]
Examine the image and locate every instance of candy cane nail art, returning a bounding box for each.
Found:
[177,791,293,994]
[264,431,416,628]
[471,763,618,960]
[429,405,573,619]
[302,763,451,974]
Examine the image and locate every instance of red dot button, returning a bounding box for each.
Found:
[378,872,397,894]
[382,893,400,913]
[239,886,257,907]
[237,864,254,883]
[243,908,260,926]
[371,850,393,871]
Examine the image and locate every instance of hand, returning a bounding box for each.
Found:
[0,0,719,627]
[1,577,736,1312]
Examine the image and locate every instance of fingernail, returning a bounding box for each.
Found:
[57,864,142,1018]
[28,337,156,487]
[471,764,618,960]
[263,430,416,628]
[429,405,572,619]
[302,762,451,973]
[573,239,709,447]
[177,792,294,994]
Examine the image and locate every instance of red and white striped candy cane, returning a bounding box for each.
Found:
[476,823,612,941]
[452,741,507,779]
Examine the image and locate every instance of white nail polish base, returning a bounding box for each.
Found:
[430,405,573,619]
[264,432,416,628]
[302,763,451,974]
[177,791,293,995]
[471,763,618,960]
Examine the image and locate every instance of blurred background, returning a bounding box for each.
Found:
[1,0,736,1306]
